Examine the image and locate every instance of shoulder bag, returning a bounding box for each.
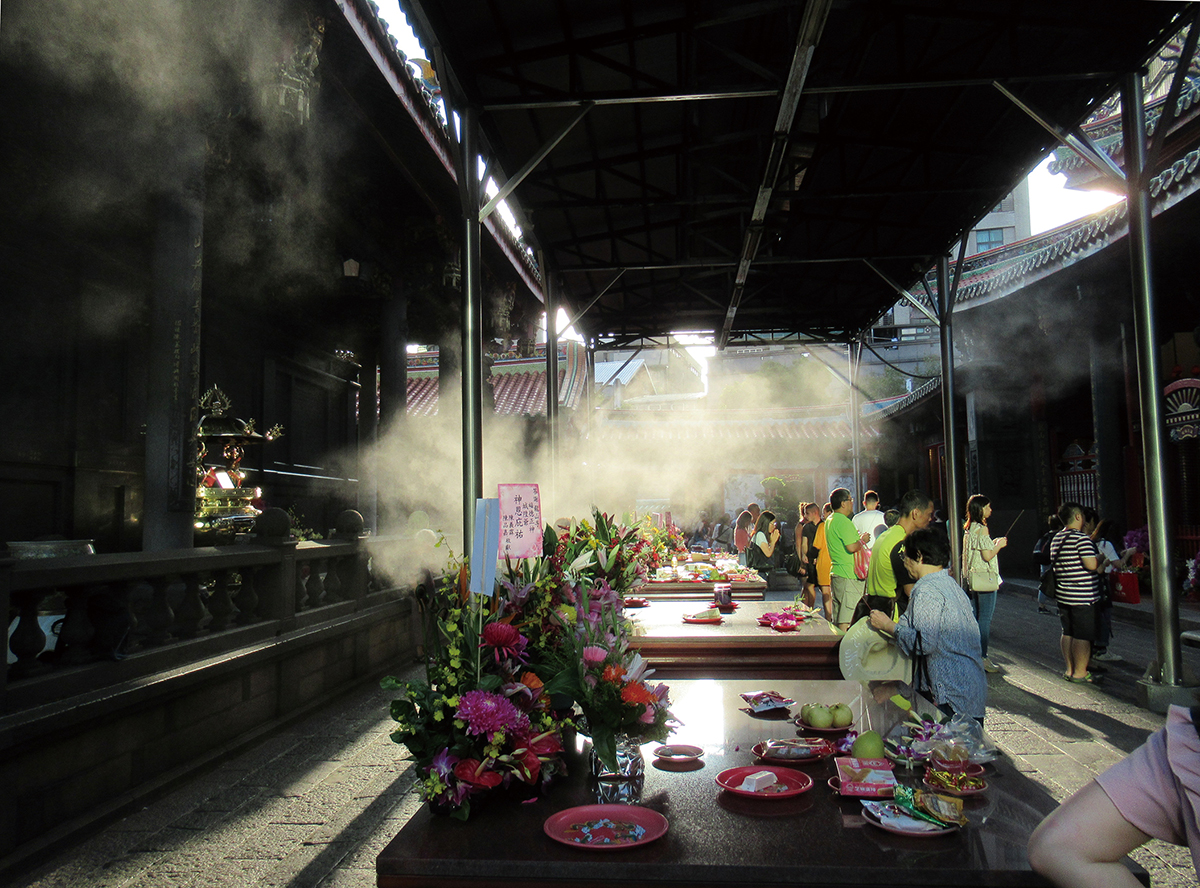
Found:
[965,528,1000,593]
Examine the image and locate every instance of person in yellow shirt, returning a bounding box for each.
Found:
[813,502,833,621]
[864,490,935,619]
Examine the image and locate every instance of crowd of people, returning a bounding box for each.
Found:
[685,486,1199,880]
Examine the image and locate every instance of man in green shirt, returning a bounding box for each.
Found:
[864,489,935,619]
[825,487,871,630]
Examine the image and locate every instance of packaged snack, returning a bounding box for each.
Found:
[739,690,795,712]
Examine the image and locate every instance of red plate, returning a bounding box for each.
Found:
[683,615,723,624]
[709,601,740,609]
[861,803,959,837]
[623,597,649,608]
[827,776,895,798]
[543,804,669,850]
[923,774,988,797]
[753,741,833,764]
[715,766,813,798]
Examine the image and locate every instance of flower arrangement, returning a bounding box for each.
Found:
[550,510,648,595]
[383,562,568,820]
[545,582,675,772]
[384,508,674,816]
[631,515,688,570]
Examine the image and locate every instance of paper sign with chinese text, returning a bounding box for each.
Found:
[498,483,542,559]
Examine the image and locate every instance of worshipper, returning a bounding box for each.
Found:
[961,494,1007,674]
[869,528,987,723]
[813,502,834,621]
[1051,502,1106,683]
[1032,514,1064,615]
[746,510,781,582]
[863,489,934,618]
[852,490,887,545]
[826,487,872,631]
[797,502,821,609]
[1090,517,1122,662]
[1028,703,1200,887]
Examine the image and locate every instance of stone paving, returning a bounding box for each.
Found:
[8,588,1200,887]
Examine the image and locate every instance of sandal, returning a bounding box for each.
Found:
[1067,672,1095,683]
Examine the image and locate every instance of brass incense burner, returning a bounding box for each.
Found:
[194,387,283,539]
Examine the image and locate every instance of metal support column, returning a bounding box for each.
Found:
[461,107,484,557]
[849,340,862,498]
[543,262,560,512]
[1123,73,1192,706]
[937,256,963,579]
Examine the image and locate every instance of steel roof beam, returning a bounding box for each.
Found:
[483,73,1121,112]
[992,81,1126,188]
[485,89,778,112]
[718,0,833,350]
[478,102,592,223]
[863,260,940,328]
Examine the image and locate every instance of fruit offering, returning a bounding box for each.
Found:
[799,702,854,728]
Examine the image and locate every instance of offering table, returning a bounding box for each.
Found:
[641,577,766,600]
[377,677,1124,887]
[627,600,842,679]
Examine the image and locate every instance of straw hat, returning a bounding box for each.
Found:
[839,617,913,683]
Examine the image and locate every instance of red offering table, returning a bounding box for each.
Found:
[377,677,1115,887]
[628,600,842,679]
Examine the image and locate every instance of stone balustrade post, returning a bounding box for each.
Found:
[254,508,297,624]
[334,510,369,600]
[304,557,326,607]
[143,576,177,646]
[56,585,98,665]
[207,568,235,632]
[174,571,209,638]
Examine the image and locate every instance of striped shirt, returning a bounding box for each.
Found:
[1049,528,1100,605]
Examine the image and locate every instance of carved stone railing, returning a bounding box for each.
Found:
[1,507,410,714]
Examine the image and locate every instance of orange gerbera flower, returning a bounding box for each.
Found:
[602,664,626,684]
[519,671,544,693]
[620,681,658,705]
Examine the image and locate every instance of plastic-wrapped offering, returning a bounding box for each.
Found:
[739,690,795,712]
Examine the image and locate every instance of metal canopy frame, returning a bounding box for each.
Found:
[406,0,1183,346]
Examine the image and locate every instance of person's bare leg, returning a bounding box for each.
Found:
[820,586,832,621]
[1028,781,1148,888]
[1069,638,1092,679]
[1060,634,1071,675]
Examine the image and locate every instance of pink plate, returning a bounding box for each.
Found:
[827,776,895,798]
[753,741,833,764]
[683,615,723,624]
[861,804,959,837]
[964,763,986,778]
[771,621,798,632]
[543,804,669,850]
[654,744,704,762]
[923,774,988,797]
[715,766,813,798]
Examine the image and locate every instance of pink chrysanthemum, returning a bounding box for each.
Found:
[582,645,608,667]
[456,689,530,737]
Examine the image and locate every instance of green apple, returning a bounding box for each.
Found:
[830,703,854,727]
[851,730,885,758]
[805,705,833,728]
[800,703,814,722]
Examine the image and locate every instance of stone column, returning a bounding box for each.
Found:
[143,132,205,551]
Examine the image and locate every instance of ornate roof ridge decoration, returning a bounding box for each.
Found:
[595,402,852,421]
[864,377,942,423]
[1166,378,1200,441]
[340,0,540,285]
[405,341,587,416]
[915,144,1200,310]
